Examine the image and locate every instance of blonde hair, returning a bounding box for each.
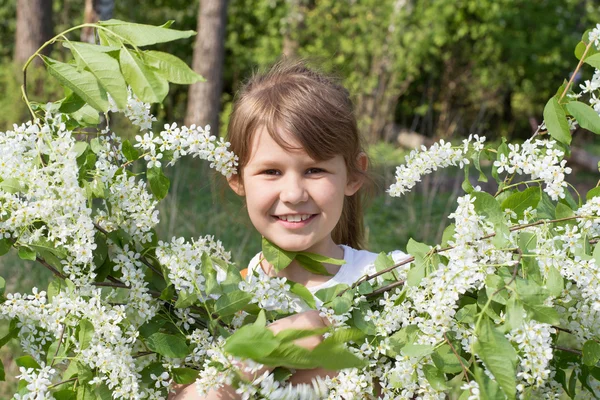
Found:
[227,60,371,249]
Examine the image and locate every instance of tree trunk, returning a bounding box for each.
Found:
[282,0,302,59]
[185,0,229,136]
[14,0,54,66]
[81,0,114,43]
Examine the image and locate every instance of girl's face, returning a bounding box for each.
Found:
[229,126,364,256]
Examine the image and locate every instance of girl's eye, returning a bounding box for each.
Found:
[263,169,280,175]
[306,168,324,174]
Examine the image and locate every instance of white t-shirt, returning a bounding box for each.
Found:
[246,245,409,304]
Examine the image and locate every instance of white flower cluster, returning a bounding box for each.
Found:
[0,113,97,283]
[95,173,160,244]
[493,139,571,200]
[239,274,305,313]
[109,88,157,132]
[111,245,160,325]
[507,320,555,390]
[15,362,57,400]
[110,87,238,177]
[388,134,485,197]
[134,122,238,177]
[156,235,231,296]
[1,288,145,399]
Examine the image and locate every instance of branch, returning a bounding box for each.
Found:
[552,345,582,356]
[36,256,67,280]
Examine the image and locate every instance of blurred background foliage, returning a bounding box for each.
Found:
[2,1,600,392]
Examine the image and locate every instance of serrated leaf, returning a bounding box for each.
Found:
[262,237,295,273]
[0,239,11,256]
[78,319,94,350]
[171,367,199,384]
[0,358,4,381]
[565,101,600,135]
[543,96,571,145]
[584,53,600,70]
[143,50,204,84]
[288,280,316,309]
[146,332,189,358]
[545,266,564,297]
[15,355,41,369]
[431,344,465,374]
[0,178,26,194]
[423,364,449,391]
[523,304,560,325]
[314,284,349,303]
[224,324,279,359]
[583,340,600,366]
[401,343,435,358]
[119,46,168,103]
[146,167,170,200]
[312,339,367,369]
[214,291,253,316]
[500,187,541,219]
[474,318,517,399]
[18,246,36,261]
[587,186,600,201]
[295,254,332,276]
[42,56,109,112]
[122,139,139,161]
[66,41,128,109]
[99,19,196,47]
[275,327,328,343]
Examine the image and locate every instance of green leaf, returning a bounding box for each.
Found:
[423,364,449,391]
[42,56,109,112]
[401,343,435,358]
[214,291,253,316]
[78,320,94,350]
[431,344,465,374]
[584,53,600,70]
[275,327,328,343]
[565,101,600,135]
[543,96,571,145]
[295,254,332,276]
[288,281,316,309]
[201,253,220,296]
[587,186,600,201]
[262,237,296,273]
[257,342,317,369]
[583,340,600,366]
[71,104,101,126]
[314,284,349,303]
[523,304,560,325]
[99,19,196,47]
[473,191,510,246]
[545,266,564,298]
[146,332,189,358]
[406,238,430,286]
[171,367,199,384]
[0,178,26,194]
[474,364,504,400]
[0,239,10,256]
[143,50,204,84]
[224,324,280,359]
[66,41,128,109]
[0,358,4,381]
[146,167,170,200]
[296,251,345,266]
[505,297,524,331]
[500,187,541,219]
[119,46,169,103]
[18,246,36,261]
[174,290,197,308]
[15,355,41,369]
[122,139,139,162]
[474,318,517,399]
[0,276,4,297]
[312,339,367,370]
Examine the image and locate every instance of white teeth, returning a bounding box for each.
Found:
[278,214,312,222]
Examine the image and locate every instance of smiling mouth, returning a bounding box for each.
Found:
[274,214,316,222]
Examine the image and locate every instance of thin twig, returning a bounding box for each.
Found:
[367,280,405,297]
[444,331,470,379]
[35,256,67,280]
[552,345,582,356]
[48,377,77,389]
[50,312,71,368]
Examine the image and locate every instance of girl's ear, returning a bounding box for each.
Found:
[344,152,368,196]
[228,175,245,196]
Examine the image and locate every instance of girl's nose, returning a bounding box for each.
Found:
[279,175,309,204]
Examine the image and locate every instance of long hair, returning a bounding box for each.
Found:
[227,60,372,249]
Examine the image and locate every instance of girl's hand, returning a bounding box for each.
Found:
[267,309,329,350]
[169,310,331,399]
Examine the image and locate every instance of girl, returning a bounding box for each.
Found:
[173,61,399,399]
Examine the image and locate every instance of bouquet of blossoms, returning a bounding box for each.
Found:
[1,20,600,400]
